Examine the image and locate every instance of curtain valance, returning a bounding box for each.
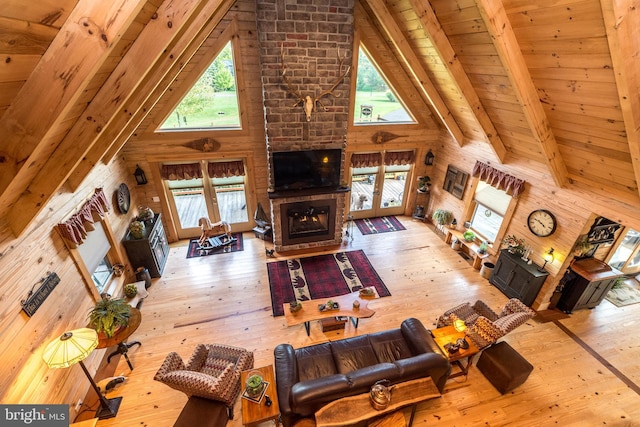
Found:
[350,153,382,168]
[471,161,526,197]
[384,151,415,165]
[161,163,202,180]
[208,160,245,178]
[56,188,110,245]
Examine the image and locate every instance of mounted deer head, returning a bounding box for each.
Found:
[280,45,351,121]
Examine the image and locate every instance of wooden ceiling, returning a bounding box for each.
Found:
[1,0,639,236]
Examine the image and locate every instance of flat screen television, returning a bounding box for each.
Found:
[272,149,342,192]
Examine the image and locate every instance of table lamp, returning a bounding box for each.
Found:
[453,319,470,349]
[539,247,555,272]
[43,328,122,419]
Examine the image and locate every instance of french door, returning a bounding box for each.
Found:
[348,151,413,219]
[608,228,640,275]
[164,160,251,239]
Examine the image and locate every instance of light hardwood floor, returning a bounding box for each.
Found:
[87,217,640,426]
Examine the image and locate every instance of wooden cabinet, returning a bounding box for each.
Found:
[489,250,549,306]
[123,214,169,278]
[556,258,623,313]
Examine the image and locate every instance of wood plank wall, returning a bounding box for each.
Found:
[0,157,138,419]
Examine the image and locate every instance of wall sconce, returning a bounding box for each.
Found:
[424,149,435,165]
[539,247,555,272]
[134,164,147,185]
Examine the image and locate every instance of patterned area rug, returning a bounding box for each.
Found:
[355,216,406,235]
[266,250,391,316]
[186,233,243,258]
[605,282,640,307]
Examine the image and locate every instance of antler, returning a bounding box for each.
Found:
[280,45,305,107]
[314,48,351,111]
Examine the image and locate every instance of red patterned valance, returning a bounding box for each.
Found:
[208,160,245,178]
[161,163,202,180]
[56,188,110,245]
[384,151,415,166]
[471,161,526,197]
[350,153,382,168]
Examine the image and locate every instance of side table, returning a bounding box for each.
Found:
[95,307,142,370]
[241,365,280,427]
[431,326,480,380]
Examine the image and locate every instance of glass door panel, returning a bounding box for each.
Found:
[378,165,410,216]
[350,166,378,219]
[167,178,210,238]
[211,175,250,228]
[609,228,640,274]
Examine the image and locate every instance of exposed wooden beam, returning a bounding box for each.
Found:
[407,0,507,162]
[475,0,568,188]
[357,1,464,146]
[6,0,225,236]
[0,0,146,200]
[600,0,640,199]
[66,3,236,190]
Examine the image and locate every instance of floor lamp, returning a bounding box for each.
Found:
[43,328,122,420]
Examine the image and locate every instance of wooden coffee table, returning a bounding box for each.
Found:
[314,377,441,427]
[431,326,480,380]
[283,289,379,336]
[240,365,279,427]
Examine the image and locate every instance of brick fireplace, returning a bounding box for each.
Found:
[256,0,354,251]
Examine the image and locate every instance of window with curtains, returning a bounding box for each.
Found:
[469,181,511,242]
[77,221,112,293]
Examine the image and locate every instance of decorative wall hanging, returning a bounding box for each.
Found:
[372,131,405,144]
[116,183,130,214]
[182,137,220,152]
[21,272,60,317]
[280,45,351,121]
[443,165,469,200]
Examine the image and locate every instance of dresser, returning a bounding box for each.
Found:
[489,250,549,306]
[556,258,623,313]
[123,214,169,278]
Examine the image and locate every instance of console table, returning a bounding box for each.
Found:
[444,229,489,270]
[315,377,441,427]
[283,289,378,336]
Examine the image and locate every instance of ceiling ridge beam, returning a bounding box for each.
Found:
[600,0,640,199]
[0,0,147,200]
[66,3,236,190]
[475,0,568,188]
[357,1,464,146]
[6,0,225,236]
[408,0,507,162]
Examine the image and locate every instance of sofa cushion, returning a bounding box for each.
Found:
[368,329,414,363]
[345,363,401,389]
[330,335,378,373]
[295,342,337,382]
[291,374,351,408]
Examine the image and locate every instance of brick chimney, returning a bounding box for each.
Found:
[256,0,354,251]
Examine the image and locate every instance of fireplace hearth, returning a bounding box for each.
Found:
[278,199,338,247]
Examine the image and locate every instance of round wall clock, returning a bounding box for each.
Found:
[527,209,557,237]
[117,183,131,214]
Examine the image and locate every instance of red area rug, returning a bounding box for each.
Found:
[267,250,391,317]
[355,216,406,235]
[186,233,243,258]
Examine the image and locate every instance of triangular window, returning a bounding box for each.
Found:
[354,45,415,125]
[159,41,240,130]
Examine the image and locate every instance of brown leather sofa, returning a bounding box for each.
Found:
[274,318,451,427]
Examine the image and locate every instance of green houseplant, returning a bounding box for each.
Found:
[88,297,131,338]
[432,209,453,226]
[463,230,475,242]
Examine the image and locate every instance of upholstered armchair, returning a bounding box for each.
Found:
[436,298,535,349]
[154,344,254,419]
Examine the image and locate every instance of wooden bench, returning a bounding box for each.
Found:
[445,229,489,270]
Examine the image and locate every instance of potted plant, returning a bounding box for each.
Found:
[432,209,453,226]
[88,297,131,338]
[129,220,145,239]
[417,176,431,192]
[478,241,488,255]
[501,234,526,256]
[463,230,475,242]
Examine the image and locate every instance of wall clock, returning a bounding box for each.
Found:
[527,209,557,237]
[117,183,131,214]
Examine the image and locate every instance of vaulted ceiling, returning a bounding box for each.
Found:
[1,0,639,237]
